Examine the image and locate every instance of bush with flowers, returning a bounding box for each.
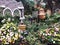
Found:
[0,17,21,45]
[40,23,60,44]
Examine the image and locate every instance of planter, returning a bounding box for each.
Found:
[38,15,45,19]
[18,24,26,31]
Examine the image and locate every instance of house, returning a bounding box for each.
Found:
[0,0,25,19]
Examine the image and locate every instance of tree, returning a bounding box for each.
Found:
[16,0,35,14]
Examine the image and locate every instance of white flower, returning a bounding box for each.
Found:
[7,29,10,32]
[1,36,5,39]
[7,37,11,42]
[12,18,14,21]
[3,31,6,34]
[2,36,5,39]
[53,41,55,43]
[51,39,53,41]
[43,33,45,35]
[0,38,2,41]
[0,30,1,34]
[54,32,56,36]
[55,27,59,32]
[18,30,20,32]
[10,32,14,36]
[1,19,6,23]
[23,37,26,39]
[7,18,11,22]
[43,33,48,36]
[40,2,46,6]
[47,33,51,36]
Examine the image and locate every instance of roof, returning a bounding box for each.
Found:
[0,0,24,10]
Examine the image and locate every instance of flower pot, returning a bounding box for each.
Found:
[18,24,26,31]
[38,15,45,19]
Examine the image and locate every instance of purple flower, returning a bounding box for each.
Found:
[20,35,24,39]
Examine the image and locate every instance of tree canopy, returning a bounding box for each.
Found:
[16,0,35,14]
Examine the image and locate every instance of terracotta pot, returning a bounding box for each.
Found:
[18,24,26,31]
[38,8,46,19]
[38,15,45,19]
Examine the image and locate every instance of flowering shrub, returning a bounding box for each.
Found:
[40,26,60,44]
[0,19,20,44]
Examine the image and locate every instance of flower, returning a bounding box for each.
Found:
[20,35,23,39]
[0,30,1,34]
[7,18,11,22]
[54,27,59,32]
[1,19,6,23]
[40,2,46,6]
[53,41,55,43]
[15,33,19,38]
[10,32,14,36]
[40,26,60,44]
[0,22,21,44]
[12,18,14,21]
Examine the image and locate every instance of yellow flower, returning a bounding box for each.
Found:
[13,27,16,30]
[6,26,9,28]
[15,33,19,39]
[15,35,18,38]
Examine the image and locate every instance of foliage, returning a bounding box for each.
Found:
[0,8,60,45]
[0,15,20,27]
[40,22,60,44]
[16,0,35,14]
[22,13,60,45]
[0,14,21,45]
[0,20,20,45]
